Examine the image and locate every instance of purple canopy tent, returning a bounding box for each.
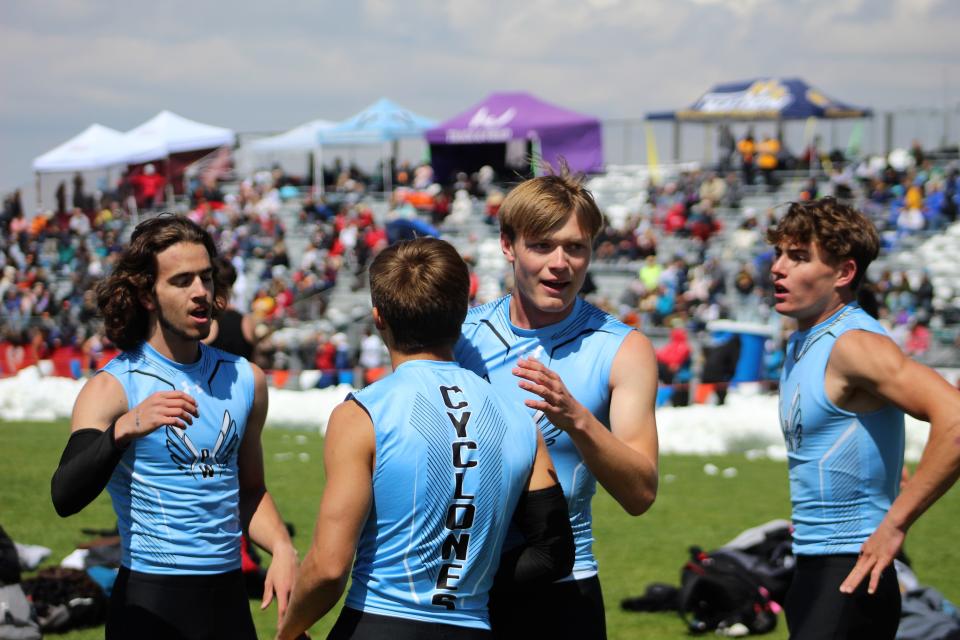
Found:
[425,92,603,183]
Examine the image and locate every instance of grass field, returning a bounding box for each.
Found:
[4,420,959,639]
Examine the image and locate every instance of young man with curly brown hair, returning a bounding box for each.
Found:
[51,214,296,640]
[769,198,960,639]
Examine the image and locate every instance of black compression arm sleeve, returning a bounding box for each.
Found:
[495,484,574,589]
[51,424,126,517]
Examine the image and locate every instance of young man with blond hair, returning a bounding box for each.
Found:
[769,197,960,639]
[456,170,660,638]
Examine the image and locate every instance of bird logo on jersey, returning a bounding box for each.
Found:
[780,386,803,453]
[165,410,239,479]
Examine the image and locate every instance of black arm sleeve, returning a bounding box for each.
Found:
[51,424,127,517]
[494,483,575,590]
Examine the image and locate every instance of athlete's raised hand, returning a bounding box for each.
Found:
[116,391,199,443]
[514,356,589,433]
[839,519,905,595]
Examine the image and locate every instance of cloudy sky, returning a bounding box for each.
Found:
[3,0,959,192]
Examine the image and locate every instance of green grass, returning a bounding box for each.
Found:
[4,421,959,639]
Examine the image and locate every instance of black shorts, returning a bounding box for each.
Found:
[785,554,901,640]
[327,607,491,640]
[106,567,256,640]
[488,575,606,640]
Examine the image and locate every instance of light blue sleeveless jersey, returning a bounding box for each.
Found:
[455,295,633,579]
[345,360,538,629]
[779,304,904,555]
[100,342,255,574]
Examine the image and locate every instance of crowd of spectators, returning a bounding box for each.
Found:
[0,167,395,383]
[3,147,959,389]
[1,188,132,377]
[839,148,960,360]
[568,153,960,403]
[854,145,959,240]
[592,171,742,264]
[583,168,776,337]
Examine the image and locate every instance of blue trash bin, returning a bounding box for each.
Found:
[706,320,774,383]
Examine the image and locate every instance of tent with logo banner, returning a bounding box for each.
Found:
[646,78,873,161]
[425,92,603,183]
[647,78,872,122]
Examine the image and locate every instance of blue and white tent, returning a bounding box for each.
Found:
[647,78,872,121]
[316,98,435,193]
[318,98,436,145]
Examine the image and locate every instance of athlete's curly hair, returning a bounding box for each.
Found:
[766,197,879,291]
[212,255,237,312]
[96,214,218,350]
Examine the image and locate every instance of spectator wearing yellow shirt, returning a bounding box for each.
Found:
[639,255,663,292]
[758,135,781,189]
[737,131,756,185]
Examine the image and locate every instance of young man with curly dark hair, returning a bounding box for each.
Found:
[51,214,297,640]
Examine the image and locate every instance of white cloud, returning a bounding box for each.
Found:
[2,0,960,191]
[689,0,770,15]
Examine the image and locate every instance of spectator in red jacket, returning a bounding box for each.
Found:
[130,164,166,209]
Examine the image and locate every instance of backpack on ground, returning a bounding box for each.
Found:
[21,567,107,633]
[621,520,794,636]
[679,546,778,635]
[719,519,794,604]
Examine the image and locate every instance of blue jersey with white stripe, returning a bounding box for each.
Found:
[345,360,538,629]
[100,342,255,574]
[455,295,633,578]
[779,304,904,555]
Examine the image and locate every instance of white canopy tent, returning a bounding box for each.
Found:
[28,113,236,211]
[31,124,134,211]
[247,119,336,188]
[119,110,237,204]
[248,119,336,152]
[32,124,130,172]
[121,110,236,164]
